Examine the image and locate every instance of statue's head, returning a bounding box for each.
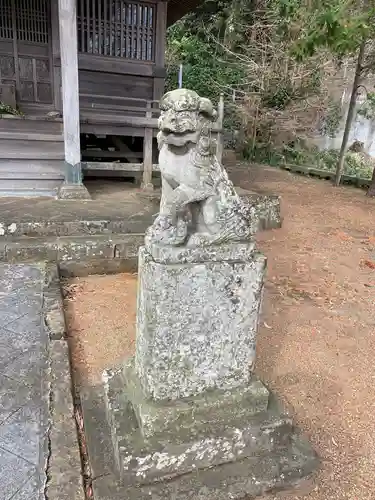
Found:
[157,89,217,148]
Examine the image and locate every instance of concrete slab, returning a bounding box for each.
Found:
[0,264,48,500]
[0,263,83,500]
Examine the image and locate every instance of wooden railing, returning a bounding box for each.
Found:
[79,94,161,118]
[79,93,225,189]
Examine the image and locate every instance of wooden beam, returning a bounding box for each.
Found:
[111,136,143,163]
[80,123,158,138]
[51,0,62,111]
[80,110,159,128]
[57,0,90,199]
[155,2,167,66]
[60,54,166,77]
[82,150,142,160]
[82,162,160,172]
[153,77,165,102]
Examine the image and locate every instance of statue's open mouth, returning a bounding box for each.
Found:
[162,131,198,147]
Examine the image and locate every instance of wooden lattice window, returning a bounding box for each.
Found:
[0,0,12,40]
[77,0,155,61]
[0,0,51,103]
[16,0,49,44]
[0,0,49,44]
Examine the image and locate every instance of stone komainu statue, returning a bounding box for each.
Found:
[146,89,252,248]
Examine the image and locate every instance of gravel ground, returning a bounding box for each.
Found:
[64,164,375,500]
[63,273,137,386]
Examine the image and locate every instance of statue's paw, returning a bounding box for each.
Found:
[186,233,217,247]
[146,216,188,247]
[153,214,173,231]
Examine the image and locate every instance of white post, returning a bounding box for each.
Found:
[216,93,224,163]
[57,0,90,199]
[178,64,183,89]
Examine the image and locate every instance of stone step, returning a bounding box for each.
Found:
[0,159,64,197]
[0,131,64,142]
[0,181,62,198]
[0,218,150,238]
[0,159,63,173]
[0,190,281,239]
[0,139,64,160]
[0,188,282,276]
[0,117,63,134]
[0,233,143,276]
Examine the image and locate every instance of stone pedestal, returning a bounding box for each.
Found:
[136,243,264,401]
[86,243,319,499]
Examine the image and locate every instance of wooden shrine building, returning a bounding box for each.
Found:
[0,0,215,198]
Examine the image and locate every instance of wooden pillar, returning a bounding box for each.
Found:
[142,102,154,190]
[153,1,167,101]
[216,93,224,163]
[51,0,62,112]
[57,0,90,199]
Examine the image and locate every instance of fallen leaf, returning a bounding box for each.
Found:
[263,322,272,329]
[335,231,352,241]
[363,260,375,269]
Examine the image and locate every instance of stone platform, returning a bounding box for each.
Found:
[81,243,318,500]
[81,381,318,500]
[0,183,281,276]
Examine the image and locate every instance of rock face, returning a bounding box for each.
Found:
[82,89,318,500]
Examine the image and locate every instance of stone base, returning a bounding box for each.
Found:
[140,181,154,191]
[120,358,270,439]
[104,364,301,486]
[81,376,319,500]
[57,183,91,200]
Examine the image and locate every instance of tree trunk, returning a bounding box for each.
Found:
[335,39,366,186]
[367,166,375,196]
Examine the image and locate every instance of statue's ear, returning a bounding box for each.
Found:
[159,91,173,111]
[199,98,216,121]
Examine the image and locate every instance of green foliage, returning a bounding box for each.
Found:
[262,86,294,110]
[321,99,342,138]
[0,102,23,116]
[166,20,245,104]
[319,149,373,178]
[261,67,322,110]
[358,91,375,120]
[242,142,286,166]
[244,141,373,179]
[169,0,252,46]
[290,1,375,61]
[166,0,375,180]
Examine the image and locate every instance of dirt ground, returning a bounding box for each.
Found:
[64,164,375,500]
